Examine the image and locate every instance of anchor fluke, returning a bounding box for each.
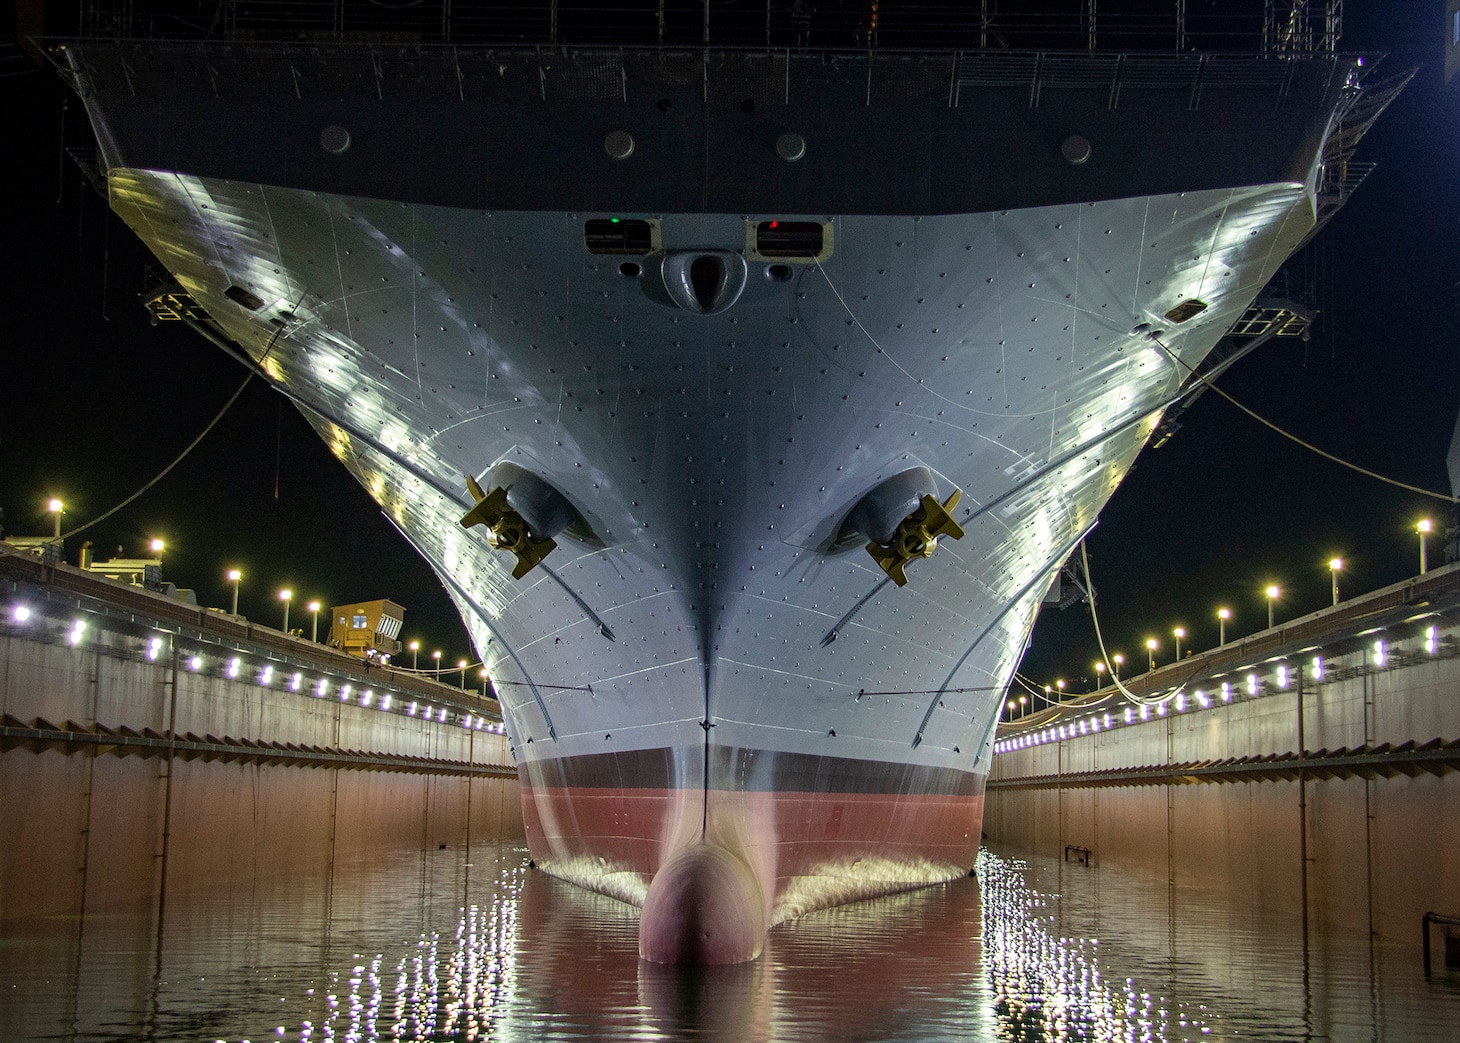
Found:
[460,474,558,580]
[865,489,965,587]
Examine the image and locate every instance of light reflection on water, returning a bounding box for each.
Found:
[3,843,1457,1041]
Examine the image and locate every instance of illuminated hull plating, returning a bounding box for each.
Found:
[65,40,1368,962]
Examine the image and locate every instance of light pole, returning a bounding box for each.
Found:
[1417,519,1432,575]
[1217,607,1230,647]
[1094,661,1106,690]
[432,650,442,676]
[1018,694,1028,718]
[1112,654,1124,680]
[1006,698,1017,721]
[1146,637,1159,671]
[1055,679,1065,701]
[1328,558,1343,606]
[308,600,321,642]
[279,589,293,633]
[47,498,63,539]
[1173,626,1186,660]
[1265,585,1280,629]
[458,659,469,689]
[148,538,166,556]
[409,640,420,670]
[479,668,489,697]
[228,569,242,614]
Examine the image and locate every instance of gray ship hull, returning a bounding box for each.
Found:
[64,38,1364,961]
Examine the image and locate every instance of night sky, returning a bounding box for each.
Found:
[2,3,1455,692]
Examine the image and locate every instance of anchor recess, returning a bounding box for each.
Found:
[865,490,965,587]
[459,475,558,579]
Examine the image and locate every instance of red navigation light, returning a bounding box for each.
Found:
[769,220,779,228]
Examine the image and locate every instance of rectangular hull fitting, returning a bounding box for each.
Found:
[60,38,1375,957]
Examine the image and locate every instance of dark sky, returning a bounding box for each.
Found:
[2,2,1455,687]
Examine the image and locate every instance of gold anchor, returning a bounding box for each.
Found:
[865,490,965,587]
[459,475,558,579]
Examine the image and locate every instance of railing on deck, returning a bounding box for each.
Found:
[73,1,1345,53]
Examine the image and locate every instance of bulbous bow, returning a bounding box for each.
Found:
[638,842,768,965]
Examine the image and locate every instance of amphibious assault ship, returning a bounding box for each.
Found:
[56,1,1397,962]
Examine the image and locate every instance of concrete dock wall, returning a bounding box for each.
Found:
[986,565,1460,944]
[1,550,523,923]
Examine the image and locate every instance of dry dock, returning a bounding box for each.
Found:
[986,562,1460,955]
[0,542,523,924]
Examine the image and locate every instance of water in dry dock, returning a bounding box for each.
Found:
[4,841,1458,1042]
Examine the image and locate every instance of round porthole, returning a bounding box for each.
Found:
[1061,134,1093,165]
[604,130,635,160]
[776,132,807,162]
[320,125,351,154]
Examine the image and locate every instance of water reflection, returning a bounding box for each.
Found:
[3,842,1458,1041]
[980,850,1460,1042]
[980,852,1213,1041]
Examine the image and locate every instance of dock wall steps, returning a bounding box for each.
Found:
[988,736,1460,789]
[1,711,516,776]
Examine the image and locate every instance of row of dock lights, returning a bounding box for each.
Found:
[33,498,479,685]
[6,600,508,734]
[275,588,323,642]
[228,575,324,641]
[222,569,474,677]
[1139,520,1432,663]
[996,593,1309,712]
[9,601,508,730]
[998,621,1443,753]
[400,641,482,688]
[1011,517,1446,723]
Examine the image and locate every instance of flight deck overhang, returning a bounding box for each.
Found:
[59,42,1362,218]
